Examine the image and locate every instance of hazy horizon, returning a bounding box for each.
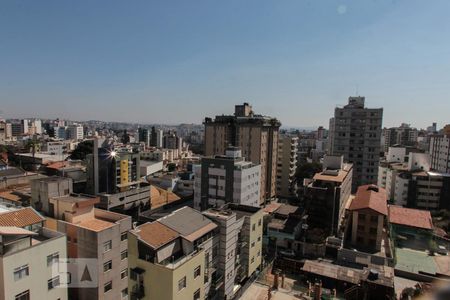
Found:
[1,0,449,128]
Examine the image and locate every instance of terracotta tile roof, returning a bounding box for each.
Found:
[0,207,45,227]
[77,218,115,232]
[263,202,282,214]
[134,222,179,249]
[348,185,388,215]
[388,205,433,230]
[0,191,22,203]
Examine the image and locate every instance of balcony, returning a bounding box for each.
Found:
[131,284,145,299]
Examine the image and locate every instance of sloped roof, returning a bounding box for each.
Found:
[388,205,433,230]
[0,207,45,227]
[134,222,179,249]
[158,206,217,238]
[348,185,388,215]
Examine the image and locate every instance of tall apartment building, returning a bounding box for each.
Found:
[86,141,150,213]
[138,128,150,147]
[128,205,263,300]
[45,194,132,300]
[67,124,84,140]
[276,136,298,198]
[377,146,429,202]
[203,204,263,289]
[382,124,418,153]
[304,156,353,235]
[204,103,280,204]
[0,207,68,300]
[328,96,383,191]
[0,121,12,143]
[128,206,217,300]
[193,147,261,210]
[430,133,450,173]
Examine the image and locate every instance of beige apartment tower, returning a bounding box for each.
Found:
[204,103,281,204]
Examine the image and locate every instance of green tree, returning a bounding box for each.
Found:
[70,141,94,160]
[295,162,322,183]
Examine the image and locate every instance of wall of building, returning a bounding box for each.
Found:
[0,231,67,300]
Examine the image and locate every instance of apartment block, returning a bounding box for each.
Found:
[86,142,151,213]
[328,96,383,191]
[46,194,132,300]
[0,207,68,300]
[382,124,418,153]
[276,136,298,198]
[347,185,388,252]
[31,176,73,215]
[67,124,84,140]
[204,103,280,204]
[128,207,217,300]
[304,156,353,235]
[193,147,261,210]
[430,133,450,173]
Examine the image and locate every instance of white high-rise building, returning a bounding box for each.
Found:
[194,147,261,210]
[430,134,450,173]
[66,124,84,140]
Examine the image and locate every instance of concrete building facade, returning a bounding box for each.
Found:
[193,148,261,210]
[0,208,68,300]
[328,96,383,191]
[430,134,450,173]
[276,136,298,199]
[204,103,280,204]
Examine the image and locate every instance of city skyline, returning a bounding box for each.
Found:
[2,0,450,128]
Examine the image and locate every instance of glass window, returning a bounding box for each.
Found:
[194,266,201,278]
[14,265,29,281]
[103,240,112,252]
[47,252,59,267]
[121,250,128,260]
[103,260,112,272]
[121,268,128,279]
[121,232,127,241]
[47,276,60,290]
[104,281,112,293]
[193,288,201,300]
[121,288,128,298]
[15,290,30,300]
[178,276,186,291]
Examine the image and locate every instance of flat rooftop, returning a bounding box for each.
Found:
[77,218,116,232]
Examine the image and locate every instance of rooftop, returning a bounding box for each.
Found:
[0,207,45,227]
[158,206,217,241]
[348,185,388,215]
[77,218,116,232]
[313,167,351,183]
[133,222,179,250]
[388,205,433,230]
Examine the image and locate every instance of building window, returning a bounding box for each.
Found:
[104,281,112,293]
[194,266,201,279]
[357,225,364,232]
[47,252,59,267]
[370,215,378,223]
[47,276,60,290]
[178,276,186,291]
[121,288,128,298]
[121,250,128,260]
[369,227,377,235]
[251,257,255,264]
[257,236,261,242]
[121,232,127,241]
[358,214,365,221]
[103,260,112,273]
[258,219,262,226]
[103,240,112,252]
[14,265,29,281]
[251,242,255,248]
[193,288,201,300]
[15,290,30,300]
[252,224,256,231]
[121,268,128,279]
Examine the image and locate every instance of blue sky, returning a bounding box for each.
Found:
[1,0,449,128]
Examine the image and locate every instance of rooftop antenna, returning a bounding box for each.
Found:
[355,84,359,96]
